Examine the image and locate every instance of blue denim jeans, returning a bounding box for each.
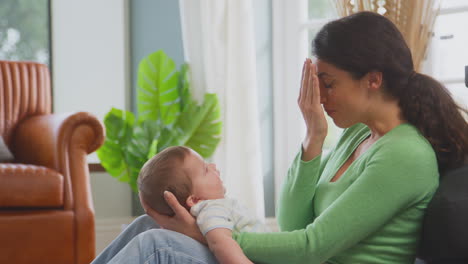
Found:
[92,215,218,264]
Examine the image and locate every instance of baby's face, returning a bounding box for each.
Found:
[184,150,226,200]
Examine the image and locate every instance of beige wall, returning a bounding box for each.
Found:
[90,172,133,254]
[90,172,132,218]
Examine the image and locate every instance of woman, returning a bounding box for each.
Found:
[92,11,468,264]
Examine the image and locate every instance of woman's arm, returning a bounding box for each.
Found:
[235,140,439,264]
[277,150,324,231]
[276,59,330,231]
[205,229,253,264]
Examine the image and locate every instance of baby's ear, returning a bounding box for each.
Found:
[186,195,201,207]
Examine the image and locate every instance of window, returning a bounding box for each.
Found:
[0,0,50,65]
[426,1,468,109]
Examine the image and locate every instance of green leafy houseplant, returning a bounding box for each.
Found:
[97,50,222,192]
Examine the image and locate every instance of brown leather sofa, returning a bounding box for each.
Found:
[0,60,105,264]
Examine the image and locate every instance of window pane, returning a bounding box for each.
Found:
[0,0,50,65]
[431,11,468,80]
[309,0,336,19]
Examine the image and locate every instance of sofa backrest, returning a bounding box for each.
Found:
[0,60,51,149]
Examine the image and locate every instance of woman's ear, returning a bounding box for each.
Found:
[367,71,383,91]
[186,195,201,207]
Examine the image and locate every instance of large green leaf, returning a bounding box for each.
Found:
[178,63,191,111]
[176,94,222,158]
[124,119,165,191]
[137,50,181,125]
[96,108,135,183]
[98,50,223,193]
[147,140,159,159]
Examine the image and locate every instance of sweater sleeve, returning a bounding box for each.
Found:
[276,149,330,231]
[234,141,438,264]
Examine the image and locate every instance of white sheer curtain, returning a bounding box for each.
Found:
[179,0,265,219]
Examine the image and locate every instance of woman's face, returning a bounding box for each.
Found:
[316,59,371,128]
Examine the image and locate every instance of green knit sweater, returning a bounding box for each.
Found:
[234,123,439,264]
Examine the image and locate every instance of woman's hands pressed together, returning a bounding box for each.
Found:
[139,191,207,245]
[298,58,328,161]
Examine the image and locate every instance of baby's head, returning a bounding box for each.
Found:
[138,146,225,216]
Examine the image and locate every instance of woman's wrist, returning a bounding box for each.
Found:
[302,136,325,161]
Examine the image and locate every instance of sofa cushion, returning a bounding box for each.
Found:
[0,164,63,208]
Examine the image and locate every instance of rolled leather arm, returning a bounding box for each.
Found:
[14,112,104,263]
[13,112,104,172]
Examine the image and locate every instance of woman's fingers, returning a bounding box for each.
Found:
[311,63,321,105]
[301,59,306,83]
[164,191,188,217]
[302,59,319,107]
[299,60,306,101]
[306,60,314,104]
[162,191,207,244]
[301,60,310,102]
[140,191,205,243]
[298,58,328,159]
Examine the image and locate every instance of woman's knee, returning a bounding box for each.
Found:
[134,214,159,226]
[137,229,197,248]
[135,229,217,263]
[124,214,160,234]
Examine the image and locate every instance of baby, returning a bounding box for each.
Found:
[137,146,268,264]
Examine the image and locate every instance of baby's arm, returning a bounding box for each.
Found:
[205,228,253,264]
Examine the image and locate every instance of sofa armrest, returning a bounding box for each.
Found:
[13,111,104,263]
[13,111,104,208]
[13,112,104,169]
